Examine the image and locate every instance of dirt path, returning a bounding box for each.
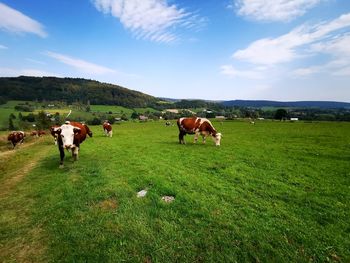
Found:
[0,138,42,159]
[0,141,51,263]
[0,141,52,198]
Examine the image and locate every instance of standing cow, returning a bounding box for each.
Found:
[8,131,25,148]
[53,121,89,167]
[103,121,113,137]
[177,117,222,146]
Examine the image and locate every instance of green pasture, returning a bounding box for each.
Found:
[90,105,133,114]
[0,121,349,262]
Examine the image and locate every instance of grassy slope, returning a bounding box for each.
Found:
[0,101,159,129]
[0,121,349,262]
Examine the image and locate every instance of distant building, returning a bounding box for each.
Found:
[290,117,299,121]
[258,117,265,120]
[215,116,226,120]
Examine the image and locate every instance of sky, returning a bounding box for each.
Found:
[0,0,350,102]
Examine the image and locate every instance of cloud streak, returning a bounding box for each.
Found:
[233,13,350,65]
[234,0,321,22]
[92,0,205,43]
[0,3,47,38]
[45,51,115,74]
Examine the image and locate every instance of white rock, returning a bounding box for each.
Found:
[137,189,147,198]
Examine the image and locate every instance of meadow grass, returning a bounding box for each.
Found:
[0,120,349,262]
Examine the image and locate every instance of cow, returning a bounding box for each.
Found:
[31,130,46,137]
[177,117,222,146]
[8,131,25,148]
[50,125,60,145]
[53,121,89,167]
[38,130,46,136]
[103,121,113,137]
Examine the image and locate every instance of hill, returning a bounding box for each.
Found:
[0,76,158,108]
[222,100,350,109]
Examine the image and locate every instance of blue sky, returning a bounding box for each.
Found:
[0,0,350,102]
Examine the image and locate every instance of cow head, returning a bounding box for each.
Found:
[214,133,222,146]
[57,124,81,149]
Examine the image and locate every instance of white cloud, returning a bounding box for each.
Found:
[234,0,321,22]
[293,33,350,77]
[233,13,350,65]
[0,3,47,38]
[45,51,115,74]
[220,65,263,79]
[92,0,204,43]
[0,44,8,49]
[0,67,60,77]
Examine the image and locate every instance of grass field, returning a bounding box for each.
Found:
[0,120,349,262]
[0,101,160,130]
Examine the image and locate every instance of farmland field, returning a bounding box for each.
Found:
[0,120,349,262]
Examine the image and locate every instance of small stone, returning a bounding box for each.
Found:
[137,189,147,198]
[161,196,175,203]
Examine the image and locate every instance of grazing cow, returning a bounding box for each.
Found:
[31,130,46,137]
[38,130,46,136]
[50,125,60,145]
[8,131,25,148]
[53,121,89,167]
[103,121,113,137]
[177,117,222,146]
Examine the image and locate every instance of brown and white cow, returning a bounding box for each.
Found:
[103,121,113,137]
[177,117,222,146]
[8,131,25,148]
[53,121,89,167]
[31,130,46,137]
[38,130,46,136]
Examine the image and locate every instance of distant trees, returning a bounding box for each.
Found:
[274,109,288,120]
[8,114,16,130]
[0,76,158,108]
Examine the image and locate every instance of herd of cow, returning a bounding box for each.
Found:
[7,117,222,167]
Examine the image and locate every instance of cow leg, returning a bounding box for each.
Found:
[194,132,199,143]
[58,144,65,168]
[109,131,113,137]
[72,147,79,161]
[202,135,207,144]
[179,131,186,144]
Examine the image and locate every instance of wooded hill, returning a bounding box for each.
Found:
[0,76,158,108]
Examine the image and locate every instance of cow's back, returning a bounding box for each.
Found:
[83,124,93,137]
[178,117,200,133]
[70,122,88,144]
